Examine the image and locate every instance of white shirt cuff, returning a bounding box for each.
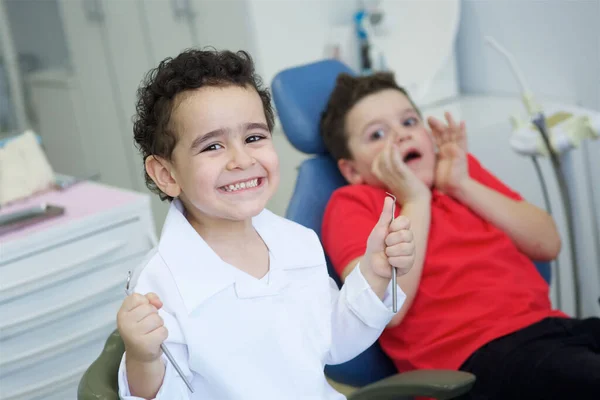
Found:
[343,264,406,329]
[118,351,188,399]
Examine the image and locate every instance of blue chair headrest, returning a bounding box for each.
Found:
[271,59,355,155]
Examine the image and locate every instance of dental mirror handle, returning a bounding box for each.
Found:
[385,193,398,313]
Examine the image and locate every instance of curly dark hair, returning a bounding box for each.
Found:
[320,72,420,161]
[133,48,275,201]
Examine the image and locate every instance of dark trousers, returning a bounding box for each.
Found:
[457,317,600,400]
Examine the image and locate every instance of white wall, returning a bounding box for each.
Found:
[247,0,360,86]
[456,0,600,105]
[456,0,600,317]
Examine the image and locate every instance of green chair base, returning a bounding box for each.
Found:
[348,369,475,400]
[78,330,123,400]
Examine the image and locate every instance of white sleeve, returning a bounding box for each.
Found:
[117,345,192,399]
[325,263,406,365]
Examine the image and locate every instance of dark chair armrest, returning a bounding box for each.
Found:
[77,329,124,400]
[348,369,476,400]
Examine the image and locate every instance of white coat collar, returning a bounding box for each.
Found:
[158,199,294,314]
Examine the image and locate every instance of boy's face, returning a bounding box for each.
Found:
[339,89,435,188]
[149,85,279,222]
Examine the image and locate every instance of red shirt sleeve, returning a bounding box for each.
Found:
[321,185,387,278]
[467,154,522,201]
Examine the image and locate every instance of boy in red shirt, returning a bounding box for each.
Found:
[320,72,600,400]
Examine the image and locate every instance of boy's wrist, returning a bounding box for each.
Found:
[359,258,391,299]
[125,354,166,398]
[402,192,432,208]
[448,177,477,202]
[126,350,164,368]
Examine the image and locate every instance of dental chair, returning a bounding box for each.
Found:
[270,59,552,399]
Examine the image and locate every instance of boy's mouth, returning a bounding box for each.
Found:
[402,149,422,164]
[218,177,263,193]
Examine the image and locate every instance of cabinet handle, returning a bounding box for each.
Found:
[83,0,104,23]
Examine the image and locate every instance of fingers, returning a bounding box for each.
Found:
[137,312,165,335]
[389,214,410,231]
[389,257,414,275]
[458,120,466,138]
[372,142,390,179]
[445,111,458,142]
[457,120,467,151]
[385,225,414,257]
[385,242,415,258]
[377,196,394,227]
[373,142,405,179]
[428,112,466,148]
[391,145,410,174]
[122,293,149,312]
[385,228,413,247]
[129,303,158,323]
[147,325,169,344]
[427,116,445,147]
[146,292,163,309]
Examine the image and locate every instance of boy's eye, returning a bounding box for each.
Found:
[201,143,223,152]
[369,129,385,141]
[246,134,266,143]
[403,117,419,127]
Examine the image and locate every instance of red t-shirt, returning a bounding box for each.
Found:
[322,154,568,372]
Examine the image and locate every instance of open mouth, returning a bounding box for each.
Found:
[218,177,263,193]
[403,149,422,164]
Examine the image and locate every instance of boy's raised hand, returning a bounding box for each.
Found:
[361,196,415,294]
[428,112,470,196]
[372,142,430,205]
[117,292,168,363]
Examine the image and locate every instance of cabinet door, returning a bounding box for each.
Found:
[99,0,170,227]
[98,0,154,193]
[57,0,135,190]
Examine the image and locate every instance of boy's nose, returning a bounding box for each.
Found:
[391,129,411,143]
[226,146,255,170]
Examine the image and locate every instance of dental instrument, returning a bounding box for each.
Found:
[125,271,195,393]
[386,192,398,313]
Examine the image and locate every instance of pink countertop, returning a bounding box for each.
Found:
[0,182,146,243]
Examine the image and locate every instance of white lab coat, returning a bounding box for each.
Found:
[118,199,405,400]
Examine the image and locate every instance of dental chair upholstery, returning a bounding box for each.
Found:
[270,58,552,398]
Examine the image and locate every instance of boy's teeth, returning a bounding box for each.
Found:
[224,178,259,192]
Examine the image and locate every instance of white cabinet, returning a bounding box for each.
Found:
[0,181,156,399]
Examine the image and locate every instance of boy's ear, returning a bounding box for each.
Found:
[145,155,181,198]
[338,158,365,185]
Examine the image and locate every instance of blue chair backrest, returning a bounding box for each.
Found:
[271,59,551,387]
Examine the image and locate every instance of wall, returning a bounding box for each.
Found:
[456,0,600,317]
[456,0,600,105]
[246,0,360,87]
